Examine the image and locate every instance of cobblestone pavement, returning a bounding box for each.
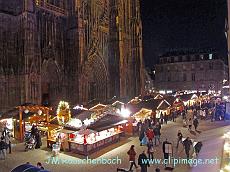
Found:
[0,118,229,172]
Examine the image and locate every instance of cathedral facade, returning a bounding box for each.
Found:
[0,0,144,112]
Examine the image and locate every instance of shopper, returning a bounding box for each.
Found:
[147,140,154,160]
[176,130,183,148]
[146,128,154,142]
[153,126,161,146]
[0,137,7,160]
[127,145,138,171]
[138,150,150,172]
[193,117,199,131]
[5,132,12,154]
[183,137,193,159]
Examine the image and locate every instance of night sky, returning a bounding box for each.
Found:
[141,0,228,68]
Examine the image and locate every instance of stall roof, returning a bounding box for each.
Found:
[0,108,18,120]
[89,104,107,111]
[126,103,143,114]
[138,99,162,110]
[73,110,94,121]
[163,96,177,106]
[142,95,155,101]
[71,109,90,119]
[87,114,127,132]
[154,94,164,100]
[178,94,198,102]
[157,100,171,110]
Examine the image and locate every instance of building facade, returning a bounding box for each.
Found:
[0,0,144,112]
[155,52,228,92]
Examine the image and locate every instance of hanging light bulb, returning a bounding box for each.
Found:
[38,110,42,115]
[24,109,29,114]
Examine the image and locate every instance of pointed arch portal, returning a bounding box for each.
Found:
[81,54,108,103]
[41,58,61,106]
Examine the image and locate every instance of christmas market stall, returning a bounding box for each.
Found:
[132,108,152,121]
[47,101,128,155]
[179,93,198,107]
[137,99,171,119]
[0,104,51,142]
[68,114,127,155]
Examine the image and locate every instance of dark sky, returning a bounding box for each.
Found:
[141,0,228,68]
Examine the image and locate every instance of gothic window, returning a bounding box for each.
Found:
[183,73,187,81]
[192,73,195,81]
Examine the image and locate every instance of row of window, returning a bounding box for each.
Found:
[159,62,214,72]
[166,73,196,82]
[159,54,214,64]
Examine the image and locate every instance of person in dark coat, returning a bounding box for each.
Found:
[139,130,145,146]
[172,111,175,122]
[35,131,42,149]
[31,124,36,136]
[138,150,150,172]
[183,137,192,159]
[153,126,161,146]
[164,113,168,124]
[0,137,7,159]
[137,120,142,135]
[193,118,199,131]
[127,145,138,171]
[194,142,202,156]
[162,139,170,159]
[176,130,183,148]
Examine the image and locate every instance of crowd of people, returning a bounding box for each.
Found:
[126,103,206,172]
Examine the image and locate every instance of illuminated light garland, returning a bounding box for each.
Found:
[57,101,71,125]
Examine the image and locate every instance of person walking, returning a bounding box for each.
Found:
[4,132,11,154]
[183,137,192,159]
[147,140,154,160]
[35,131,42,149]
[172,111,175,122]
[146,128,154,142]
[162,138,171,167]
[139,129,145,146]
[188,118,192,131]
[164,113,168,124]
[137,120,142,135]
[138,150,150,172]
[0,137,7,160]
[193,117,199,131]
[127,145,138,171]
[176,130,183,148]
[153,126,161,146]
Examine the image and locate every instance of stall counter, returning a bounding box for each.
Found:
[69,131,123,155]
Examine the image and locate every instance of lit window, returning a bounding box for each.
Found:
[209,54,213,60]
